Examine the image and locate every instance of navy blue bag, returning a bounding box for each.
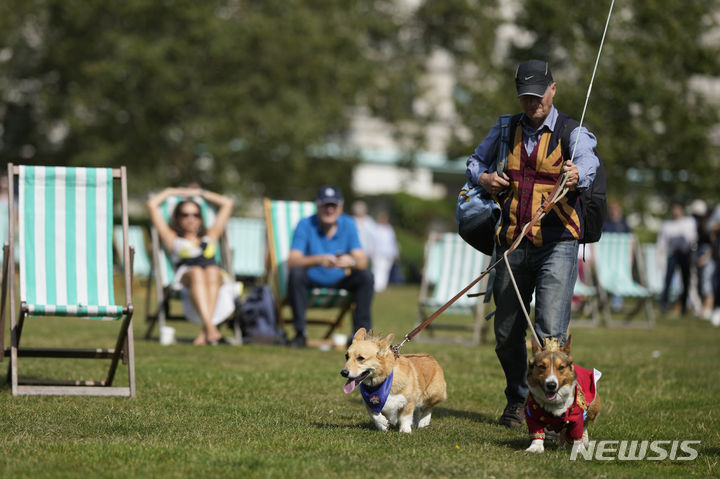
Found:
[238,285,279,344]
[456,114,513,255]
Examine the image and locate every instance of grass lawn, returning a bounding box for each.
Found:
[0,285,718,478]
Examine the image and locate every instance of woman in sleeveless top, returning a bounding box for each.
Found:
[147,186,234,345]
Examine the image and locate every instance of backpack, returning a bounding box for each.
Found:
[456,114,513,255]
[503,113,607,244]
[237,285,280,344]
[557,117,607,244]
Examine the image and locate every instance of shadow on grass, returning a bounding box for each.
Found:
[312,421,376,431]
[433,406,497,426]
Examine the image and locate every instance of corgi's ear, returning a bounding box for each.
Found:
[377,333,395,353]
[377,333,395,356]
[561,335,572,355]
[352,328,367,342]
[531,337,542,355]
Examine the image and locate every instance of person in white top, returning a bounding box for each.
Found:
[657,200,697,316]
[147,186,234,345]
[352,201,376,258]
[371,211,399,292]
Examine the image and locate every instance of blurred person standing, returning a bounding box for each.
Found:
[689,200,714,320]
[370,210,399,292]
[351,200,375,258]
[657,200,697,316]
[706,202,720,326]
[602,199,631,233]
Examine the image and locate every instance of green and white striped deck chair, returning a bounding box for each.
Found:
[0,164,135,396]
[145,194,237,341]
[264,198,354,340]
[227,217,266,280]
[114,224,152,279]
[416,232,490,345]
[571,265,601,326]
[594,232,655,327]
[640,243,681,301]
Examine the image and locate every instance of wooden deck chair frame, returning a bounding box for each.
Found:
[416,232,490,346]
[144,196,239,342]
[0,164,135,396]
[263,198,354,341]
[594,232,655,328]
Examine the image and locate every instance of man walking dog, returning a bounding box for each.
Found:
[465,60,601,427]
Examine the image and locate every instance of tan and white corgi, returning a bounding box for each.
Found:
[341,328,446,433]
[525,336,601,453]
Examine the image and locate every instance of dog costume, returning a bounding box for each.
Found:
[525,365,601,440]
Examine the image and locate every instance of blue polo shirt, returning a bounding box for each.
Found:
[291,213,362,285]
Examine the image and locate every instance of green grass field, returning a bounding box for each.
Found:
[0,285,718,478]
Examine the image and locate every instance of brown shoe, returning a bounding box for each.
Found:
[498,402,524,428]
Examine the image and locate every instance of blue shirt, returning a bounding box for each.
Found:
[465,106,599,190]
[291,213,363,285]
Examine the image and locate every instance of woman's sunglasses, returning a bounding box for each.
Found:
[179,212,202,218]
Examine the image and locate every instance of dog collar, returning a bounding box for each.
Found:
[360,372,394,413]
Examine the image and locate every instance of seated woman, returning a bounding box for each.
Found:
[147,186,234,345]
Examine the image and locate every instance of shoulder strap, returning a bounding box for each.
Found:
[496,113,523,173]
[558,113,580,161]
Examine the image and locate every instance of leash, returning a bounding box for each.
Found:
[392,0,615,357]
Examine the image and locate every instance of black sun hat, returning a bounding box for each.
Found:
[515,60,553,97]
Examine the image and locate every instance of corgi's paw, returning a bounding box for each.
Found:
[525,439,545,453]
[417,416,431,428]
[582,429,589,448]
[399,415,413,433]
[372,414,389,431]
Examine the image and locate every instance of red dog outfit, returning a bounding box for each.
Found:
[525,365,601,440]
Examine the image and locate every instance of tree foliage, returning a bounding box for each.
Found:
[440,0,720,208]
[2,0,719,212]
[0,0,424,201]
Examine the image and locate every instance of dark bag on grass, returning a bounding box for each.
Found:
[238,285,279,344]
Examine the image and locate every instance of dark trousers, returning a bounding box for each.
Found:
[661,250,691,314]
[287,267,374,337]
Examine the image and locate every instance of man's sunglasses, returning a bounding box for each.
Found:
[179,212,202,218]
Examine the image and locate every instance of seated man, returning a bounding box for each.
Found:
[287,186,374,348]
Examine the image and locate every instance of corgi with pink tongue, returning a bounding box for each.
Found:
[340,328,446,433]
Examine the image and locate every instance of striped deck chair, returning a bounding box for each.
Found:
[114,224,152,279]
[0,164,135,396]
[594,232,655,327]
[226,217,266,280]
[264,198,354,341]
[145,195,239,342]
[416,232,490,345]
[640,243,682,301]
[571,264,601,326]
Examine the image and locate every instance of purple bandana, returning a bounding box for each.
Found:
[360,372,393,413]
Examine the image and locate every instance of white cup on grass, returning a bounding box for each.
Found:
[159,326,176,346]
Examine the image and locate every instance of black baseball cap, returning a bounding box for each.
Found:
[515,60,553,97]
[315,185,344,205]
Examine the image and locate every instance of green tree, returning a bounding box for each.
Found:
[438,0,720,209]
[0,0,425,202]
